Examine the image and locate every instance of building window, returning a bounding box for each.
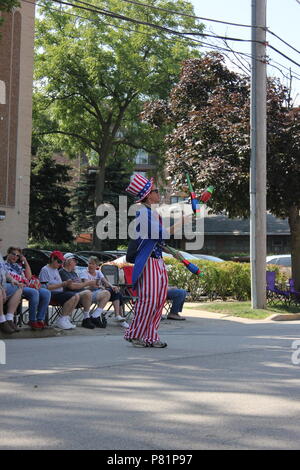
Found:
[135,150,149,165]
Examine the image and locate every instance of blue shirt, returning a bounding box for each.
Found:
[135,205,168,258]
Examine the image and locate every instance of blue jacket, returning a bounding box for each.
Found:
[129,206,167,286]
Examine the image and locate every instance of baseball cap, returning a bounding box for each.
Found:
[64,252,76,260]
[50,250,65,261]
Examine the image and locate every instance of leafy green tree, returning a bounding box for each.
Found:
[142,53,300,288]
[33,0,204,247]
[0,0,20,13]
[0,0,20,34]
[71,152,133,248]
[29,153,74,242]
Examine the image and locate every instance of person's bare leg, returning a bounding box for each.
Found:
[78,290,92,312]
[96,290,111,309]
[6,287,22,314]
[112,299,121,316]
[62,294,79,316]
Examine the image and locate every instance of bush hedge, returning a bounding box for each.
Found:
[164,258,288,301]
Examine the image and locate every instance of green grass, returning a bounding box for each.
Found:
[185,301,300,320]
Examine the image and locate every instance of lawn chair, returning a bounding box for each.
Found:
[100,264,133,321]
[121,266,171,319]
[46,299,64,325]
[288,279,300,305]
[266,271,290,306]
[120,265,139,320]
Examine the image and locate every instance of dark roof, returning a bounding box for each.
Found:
[201,213,290,235]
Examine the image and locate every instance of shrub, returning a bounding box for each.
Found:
[165,259,288,301]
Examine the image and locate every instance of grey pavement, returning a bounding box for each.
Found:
[1,308,300,450]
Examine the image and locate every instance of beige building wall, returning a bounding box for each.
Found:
[0,2,35,253]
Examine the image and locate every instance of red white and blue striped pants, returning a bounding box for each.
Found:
[124,257,168,344]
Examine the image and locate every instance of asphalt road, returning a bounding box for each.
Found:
[1,309,300,451]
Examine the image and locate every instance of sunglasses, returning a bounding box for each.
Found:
[150,189,159,194]
[54,258,63,264]
[10,252,20,257]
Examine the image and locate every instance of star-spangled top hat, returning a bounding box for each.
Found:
[126,174,154,203]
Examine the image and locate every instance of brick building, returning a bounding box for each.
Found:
[0,2,35,252]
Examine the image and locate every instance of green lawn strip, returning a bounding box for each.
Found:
[185,301,300,320]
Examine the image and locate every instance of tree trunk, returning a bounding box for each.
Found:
[288,206,300,290]
[93,156,106,250]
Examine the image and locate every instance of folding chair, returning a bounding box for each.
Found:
[266,271,290,306]
[121,266,172,319]
[46,299,64,325]
[100,264,129,321]
[288,279,300,305]
[118,265,138,320]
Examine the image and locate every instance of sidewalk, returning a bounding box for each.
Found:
[2,302,300,340]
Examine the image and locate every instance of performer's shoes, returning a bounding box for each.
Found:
[131,338,149,348]
[150,341,168,348]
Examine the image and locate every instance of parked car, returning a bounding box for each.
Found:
[108,250,224,265]
[62,253,88,277]
[21,248,88,277]
[266,254,291,267]
[75,250,126,263]
[163,250,224,262]
[21,248,51,276]
[191,254,224,263]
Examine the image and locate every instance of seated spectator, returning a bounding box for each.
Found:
[59,253,109,329]
[5,247,51,330]
[166,287,187,320]
[81,256,129,328]
[39,251,80,330]
[0,239,23,334]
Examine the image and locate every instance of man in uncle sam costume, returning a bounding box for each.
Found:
[124,174,170,348]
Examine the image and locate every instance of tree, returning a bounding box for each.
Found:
[0,0,20,35]
[142,53,300,289]
[29,153,74,242]
[71,152,133,249]
[33,0,204,247]
[0,0,20,13]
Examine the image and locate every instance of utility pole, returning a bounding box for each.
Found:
[250,0,267,309]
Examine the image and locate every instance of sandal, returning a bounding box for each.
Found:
[167,314,186,321]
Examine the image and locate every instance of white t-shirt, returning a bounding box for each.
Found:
[39,265,63,292]
[81,269,104,290]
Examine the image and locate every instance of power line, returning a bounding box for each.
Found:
[267,28,300,57]
[27,0,300,76]
[29,0,262,62]
[63,0,266,44]
[53,0,300,66]
[34,0,268,46]
[268,43,300,69]
[97,0,257,29]
[111,0,255,28]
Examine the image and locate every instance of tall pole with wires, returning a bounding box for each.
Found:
[250,0,267,309]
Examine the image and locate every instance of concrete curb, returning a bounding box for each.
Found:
[2,308,300,340]
[0,326,67,340]
[269,313,300,321]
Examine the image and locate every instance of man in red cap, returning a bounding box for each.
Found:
[39,251,80,329]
